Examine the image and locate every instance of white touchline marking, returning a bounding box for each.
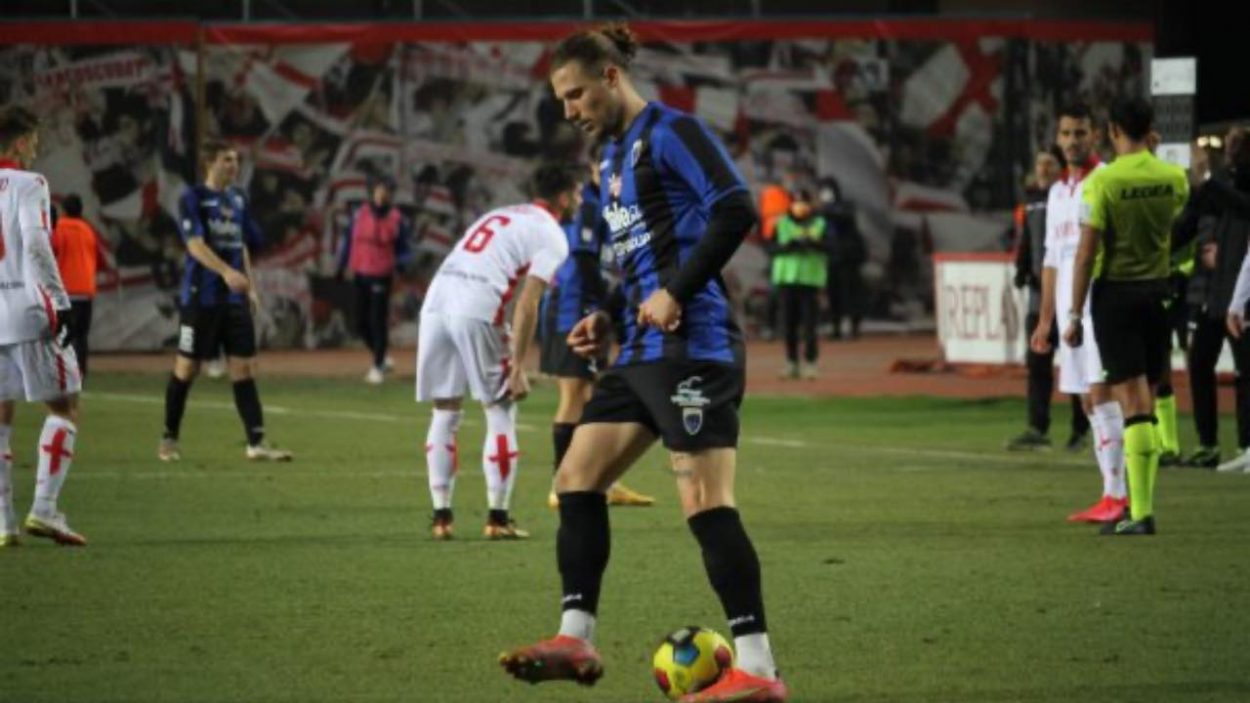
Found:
[88,392,537,431]
[86,392,1087,472]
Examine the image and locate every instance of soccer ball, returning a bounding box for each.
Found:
[652,626,735,700]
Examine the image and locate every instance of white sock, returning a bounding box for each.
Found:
[483,402,518,511]
[734,632,778,679]
[558,609,596,642]
[0,424,13,533]
[1092,401,1126,499]
[33,415,76,518]
[425,409,461,510]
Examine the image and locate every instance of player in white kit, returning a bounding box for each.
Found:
[417,163,576,540]
[1030,102,1128,524]
[0,106,86,547]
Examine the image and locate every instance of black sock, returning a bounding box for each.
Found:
[232,379,265,446]
[489,509,509,525]
[557,491,610,615]
[688,506,767,637]
[1157,382,1174,398]
[163,375,191,440]
[552,423,575,474]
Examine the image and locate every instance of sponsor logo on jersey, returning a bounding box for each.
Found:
[1119,183,1175,200]
[207,217,243,245]
[602,202,642,234]
[611,230,651,260]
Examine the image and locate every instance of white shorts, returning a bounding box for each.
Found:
[415,312,510,403]
[0,339,82,403]
[1057,315,1105,394]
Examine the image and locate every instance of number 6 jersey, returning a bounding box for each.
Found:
[422,203,570,325]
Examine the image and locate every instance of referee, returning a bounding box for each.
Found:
[1064,96,1189,536]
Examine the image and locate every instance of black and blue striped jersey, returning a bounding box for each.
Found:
[599,101,747,366]
[542,182,610,336]
[177,184,262,308]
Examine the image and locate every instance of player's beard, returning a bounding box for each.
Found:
[603,101,627,139]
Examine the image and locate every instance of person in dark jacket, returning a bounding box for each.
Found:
[817,177,865,340]
[1005,147,1091,451]
[1177,127,1250,470]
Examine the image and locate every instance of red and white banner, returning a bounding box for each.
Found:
[0,20,1152,350]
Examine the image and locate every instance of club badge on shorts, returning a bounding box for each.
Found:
[670,376,710,436]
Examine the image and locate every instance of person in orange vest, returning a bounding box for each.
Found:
[757,182,792,340]
[51,194,102,379]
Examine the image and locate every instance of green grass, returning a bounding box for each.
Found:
[2,372,1248,702]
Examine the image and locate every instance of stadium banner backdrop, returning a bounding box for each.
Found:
[0,20,1152,351]
[932,253,1024,364]
[933,252,1230,371]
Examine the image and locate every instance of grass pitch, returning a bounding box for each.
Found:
[2,372,1248,702]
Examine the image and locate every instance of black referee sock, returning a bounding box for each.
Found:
[557,491,610,614]
[163,375,191,440]
[552,423,576,474]
[688,506,768,637]
[232,379,265,446]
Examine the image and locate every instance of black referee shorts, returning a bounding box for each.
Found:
[1091,279,1170,386]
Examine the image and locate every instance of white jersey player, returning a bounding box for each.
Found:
[417,163,576,541]
[0,106,85,547]
[1031,102,1127,525]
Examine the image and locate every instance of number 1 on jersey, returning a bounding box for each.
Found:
[464,215,510,253]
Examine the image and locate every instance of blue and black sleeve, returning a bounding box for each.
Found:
[660,117,757,303]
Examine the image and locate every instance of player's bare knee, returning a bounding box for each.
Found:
[46,394,78,423]
[173,356,200,382]
[671,449,736,517]
[226,357,254,381]
[554,462,604,493]
[433,397,463,412]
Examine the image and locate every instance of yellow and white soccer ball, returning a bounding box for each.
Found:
[652,626,735,700]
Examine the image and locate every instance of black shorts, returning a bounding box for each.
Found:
[539,326,595,380]
[1091,279,1170,386]
[579,360,744,451]
[178,304,257,360]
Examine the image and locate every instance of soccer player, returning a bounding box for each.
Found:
[417,162,575,541]
[1030,102,1128,524]
[335,174,413,384]
[0,105,86,547]
[1064,96,1189,535]
[158,140,292,463]
[499,25,788,702]
[1006,147,1092,452]
[541,157,654,509]
[50,193,102,379]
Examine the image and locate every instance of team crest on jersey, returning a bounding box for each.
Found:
[670,376,710,436]
[608,173,622,200]
[630,140,643,167]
